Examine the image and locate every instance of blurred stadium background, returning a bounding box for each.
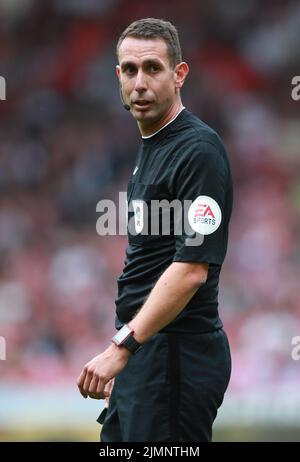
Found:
[0,0,300,442]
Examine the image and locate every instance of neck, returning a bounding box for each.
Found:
[138,100,184,137]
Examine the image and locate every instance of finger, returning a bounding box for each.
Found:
[77,370,88,398]
[82,369,93,394]
[88,383,109,400]
[77,369,86,388]
[104,379,114,406]
[96,379,110,399]
[88,392,106,400]
[88,376,99,395]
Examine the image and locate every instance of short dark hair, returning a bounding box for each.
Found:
[117,18,182,68]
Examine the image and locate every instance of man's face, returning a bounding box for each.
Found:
[117,37,178,128]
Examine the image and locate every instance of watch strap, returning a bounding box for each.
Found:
[122,333,142,354]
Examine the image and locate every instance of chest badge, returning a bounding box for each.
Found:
[132,200,144,234]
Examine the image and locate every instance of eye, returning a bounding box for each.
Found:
[149,64,160,73]
[124,65,136,75]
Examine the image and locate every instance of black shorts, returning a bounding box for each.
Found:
[99,328,231,442]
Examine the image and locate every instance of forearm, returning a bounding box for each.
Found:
[129,261,208,344]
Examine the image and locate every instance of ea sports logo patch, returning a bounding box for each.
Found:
[188,195,222,235]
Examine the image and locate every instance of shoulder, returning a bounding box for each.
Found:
[170,113,227,173]
[180,111,224,151]
[173,110,226,158]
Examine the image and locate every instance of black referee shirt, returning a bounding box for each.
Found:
[115,109,233,333]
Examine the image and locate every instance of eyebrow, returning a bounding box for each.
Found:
[120,58,163,71]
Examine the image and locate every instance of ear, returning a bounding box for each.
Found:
[174,62,189,89]
[116,65,121,81]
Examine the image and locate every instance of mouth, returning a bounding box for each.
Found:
[133,100,153,109]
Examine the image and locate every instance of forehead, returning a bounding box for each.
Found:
[118,37,169,65]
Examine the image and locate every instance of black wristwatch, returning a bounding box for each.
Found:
[111,324,142,355]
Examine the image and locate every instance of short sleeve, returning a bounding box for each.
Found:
[171,139,230,266]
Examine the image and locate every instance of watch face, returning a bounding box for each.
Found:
[113,325,132,345]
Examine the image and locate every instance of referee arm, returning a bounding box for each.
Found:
[128,261,208,343]
[77,261,208,400]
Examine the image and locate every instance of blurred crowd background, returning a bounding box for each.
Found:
[0,0,300,441]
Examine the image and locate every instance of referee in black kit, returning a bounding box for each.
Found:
[77,18,233,442]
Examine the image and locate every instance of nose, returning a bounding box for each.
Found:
[134,70,147,93]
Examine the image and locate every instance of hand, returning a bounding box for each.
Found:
[104,378,115,407]
[77,343,130,400]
